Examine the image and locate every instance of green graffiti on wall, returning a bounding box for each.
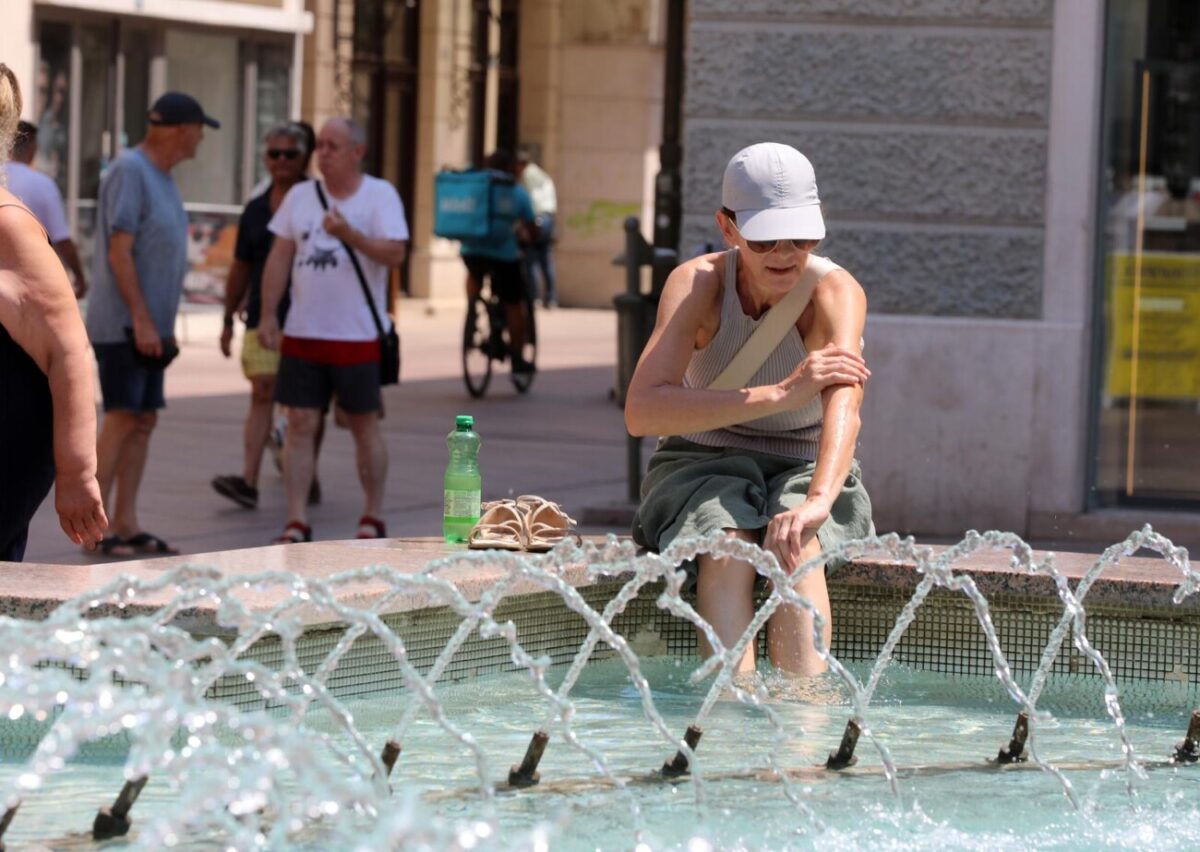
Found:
[565,200,642,237]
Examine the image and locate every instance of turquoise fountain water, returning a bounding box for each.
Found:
[0,526,1194,849]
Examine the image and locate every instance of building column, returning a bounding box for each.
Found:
[1,2,36,120]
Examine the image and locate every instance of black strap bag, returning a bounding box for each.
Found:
[314,182,400,386]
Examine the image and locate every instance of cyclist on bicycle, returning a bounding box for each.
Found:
[460,149,539,374]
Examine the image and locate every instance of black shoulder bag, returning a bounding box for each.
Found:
[314,182,401,385]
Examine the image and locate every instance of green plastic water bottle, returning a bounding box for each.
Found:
[443,414,482,542]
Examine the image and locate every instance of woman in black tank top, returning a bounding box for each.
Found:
[0,63,107,560]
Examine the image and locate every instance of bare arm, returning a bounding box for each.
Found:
[0,207,107,546]
[624,256,869,437]
[52,238,88,298]
[220,259,250,358]
[324,209,407,266]
[108,230,161,357]
[346,231,407,267]
[256,237,296,350]
[763,270,869,570]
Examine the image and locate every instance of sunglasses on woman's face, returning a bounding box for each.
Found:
[266,148,302,161]
[733,222,818,254]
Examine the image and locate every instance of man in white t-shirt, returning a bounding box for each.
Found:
[4,121,87,296]
[258,117,409,544]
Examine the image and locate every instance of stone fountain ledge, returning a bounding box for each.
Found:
[1,536,1193,635]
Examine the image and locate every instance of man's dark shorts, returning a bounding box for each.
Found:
[94,343,167,412]
[275,355,381,413]
[463,255,525,305]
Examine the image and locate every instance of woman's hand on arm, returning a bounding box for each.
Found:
[780,342,869,404]
[624,258,801,437]
[764,270,869,569]
[0,208,108,547]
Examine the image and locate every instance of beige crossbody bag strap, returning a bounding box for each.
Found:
[707,247,830,391]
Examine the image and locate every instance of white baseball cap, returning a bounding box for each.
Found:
[721,142,825,241]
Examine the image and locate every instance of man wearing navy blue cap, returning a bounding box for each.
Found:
[85,91,218,558]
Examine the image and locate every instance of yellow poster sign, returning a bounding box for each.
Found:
[1105,252,1200,400]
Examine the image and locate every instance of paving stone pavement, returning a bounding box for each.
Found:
[24,302,651,565]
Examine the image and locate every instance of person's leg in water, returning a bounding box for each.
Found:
[695,528,831,676]
[695,529,761,675]
[766,531,830,676]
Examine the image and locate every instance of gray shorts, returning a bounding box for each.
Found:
[631,436,874,572]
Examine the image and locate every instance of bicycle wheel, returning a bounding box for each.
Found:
[510,295,537,394]
[462,295,493,398]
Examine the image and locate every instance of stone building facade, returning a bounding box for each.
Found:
[680,0,1200,543]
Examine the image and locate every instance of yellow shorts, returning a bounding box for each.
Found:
[241,329,281,379]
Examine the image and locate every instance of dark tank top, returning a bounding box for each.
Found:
[0,203,57,561]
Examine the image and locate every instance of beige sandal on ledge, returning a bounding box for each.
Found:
[516,495,581,553]
[467,500,527,551]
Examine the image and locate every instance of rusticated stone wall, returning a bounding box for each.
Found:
[682,0,1054,318]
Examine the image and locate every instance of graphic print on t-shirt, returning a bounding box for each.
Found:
[297,226,343,271]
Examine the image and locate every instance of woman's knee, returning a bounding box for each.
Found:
[697,528,761,589]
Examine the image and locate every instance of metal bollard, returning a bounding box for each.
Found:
[612,216,676,501]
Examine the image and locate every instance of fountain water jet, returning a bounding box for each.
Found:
[0,527,1192,848]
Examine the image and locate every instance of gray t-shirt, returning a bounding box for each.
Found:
[85,148,189,343]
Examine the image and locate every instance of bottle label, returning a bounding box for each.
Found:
[444,489,481,518]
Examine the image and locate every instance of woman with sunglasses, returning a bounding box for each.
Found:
[626,142,874,677]
[212,122,316,510]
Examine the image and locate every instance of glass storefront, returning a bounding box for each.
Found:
[34,14,294,306]
[1092,0,1200,507]
[33,22,71,196]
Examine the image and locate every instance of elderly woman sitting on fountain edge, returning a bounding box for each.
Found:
[626,142,874,677]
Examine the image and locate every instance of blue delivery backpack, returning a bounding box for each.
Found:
[433,169,519,240]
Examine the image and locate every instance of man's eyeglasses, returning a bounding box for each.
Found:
[266,148,302,161]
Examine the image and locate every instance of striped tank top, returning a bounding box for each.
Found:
[681,248,843,460]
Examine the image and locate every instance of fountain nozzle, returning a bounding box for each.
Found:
[1172,710,1200,763]
[381,739,402,776]
[826,718,861,770]
[995,711,1030,764]
[508,730,550,788]
[93,775,148,840]
[0,798,20,851]
[661,725,704,778]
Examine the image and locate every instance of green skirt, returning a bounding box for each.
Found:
[632,436,875,572]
